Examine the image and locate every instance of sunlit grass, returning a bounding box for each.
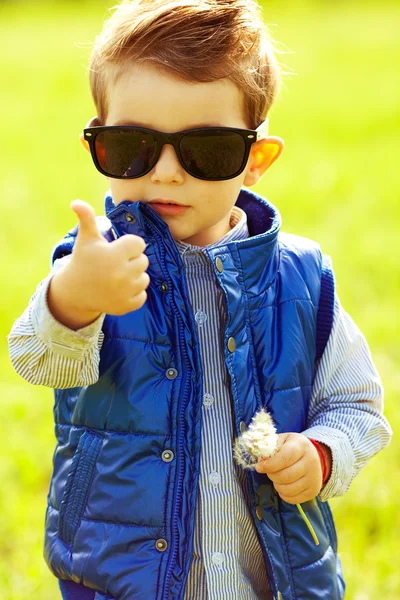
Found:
[1,1,399,598]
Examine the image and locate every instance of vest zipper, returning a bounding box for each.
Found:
[144,222,194,600]
[163,319,192,599]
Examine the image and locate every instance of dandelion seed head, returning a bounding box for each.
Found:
[233,408,279,470]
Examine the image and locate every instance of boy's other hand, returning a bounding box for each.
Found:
[255,433,332,504]
[47,200,150,330]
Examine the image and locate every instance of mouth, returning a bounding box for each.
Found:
[147,199,190,216]
[148,198,186,206]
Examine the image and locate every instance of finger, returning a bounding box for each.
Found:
[278,491,309,505]
[112,234,147,260]
[109,289,148,316]
[71,200,103,242]
[278,486,313,505]
[274,475,308,498]
[128,289,148,312]
[256,436,302,474]
[130,272,151,296]
[266,457,304,485]
[128,254,150,279]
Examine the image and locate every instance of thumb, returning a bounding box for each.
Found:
[71,200,103,242]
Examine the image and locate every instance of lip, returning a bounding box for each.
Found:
[147,198,189,216]
[149,202,189,216]
[148,198,186,206]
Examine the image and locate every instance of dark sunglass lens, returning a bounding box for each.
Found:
[180,130,246,179]
[94,130,157,177]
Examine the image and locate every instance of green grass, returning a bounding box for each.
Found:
[1,1,399,598]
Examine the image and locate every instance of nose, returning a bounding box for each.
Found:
[150,143,184,184]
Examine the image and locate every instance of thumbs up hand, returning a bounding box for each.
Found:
[47,200,150,330]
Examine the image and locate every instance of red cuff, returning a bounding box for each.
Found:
[308,438,329,484]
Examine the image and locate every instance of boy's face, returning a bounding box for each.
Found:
[85,64,282,247]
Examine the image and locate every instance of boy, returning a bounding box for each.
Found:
[8,0,392,599]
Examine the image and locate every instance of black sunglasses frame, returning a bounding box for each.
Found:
[83,124,263,181]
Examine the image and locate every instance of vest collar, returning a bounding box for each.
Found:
[104,187,281,248]
[104,188,281,288]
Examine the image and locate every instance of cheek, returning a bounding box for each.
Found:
[198,188,228,219]
[109,180,145,204]
[211,181,242,213]
[108,181,124,204]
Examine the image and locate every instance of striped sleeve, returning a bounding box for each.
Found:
[8,254,105,389]
[302,295,392,502]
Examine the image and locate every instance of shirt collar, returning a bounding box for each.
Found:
[174,206,249,256]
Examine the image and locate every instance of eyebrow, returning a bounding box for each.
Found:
[111,119,225,128]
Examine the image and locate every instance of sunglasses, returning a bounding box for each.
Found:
[83,121,268,181]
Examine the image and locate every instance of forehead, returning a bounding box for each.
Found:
[105,63,247,130]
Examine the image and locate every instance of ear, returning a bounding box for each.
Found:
[243,136,284,186]
[80,116,101,153]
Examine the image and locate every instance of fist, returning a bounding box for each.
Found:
[255,433,328,504]
[66,200,150,316]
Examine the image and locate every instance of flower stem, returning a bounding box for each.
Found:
[296,504,320,545]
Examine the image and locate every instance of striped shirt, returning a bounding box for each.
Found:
[8,206,392,600]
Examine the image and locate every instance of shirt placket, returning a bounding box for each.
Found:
[182,249,269,600]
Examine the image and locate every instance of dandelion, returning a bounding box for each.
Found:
[233,408,279,469]
[233,408,320,546]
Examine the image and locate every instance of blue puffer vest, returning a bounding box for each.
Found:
[45,188,345,600]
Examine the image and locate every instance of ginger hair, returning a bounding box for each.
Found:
[88,0,281,129]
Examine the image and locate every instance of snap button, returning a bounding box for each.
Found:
[155,538,168,552]
[160,282,168,293]
[240,421,247,434]
[215,257,224,273]
[256,505,263,521]
[166,368,178,380]
[125,213,135,222]
[227,337,236,352]
[162,450,174,462]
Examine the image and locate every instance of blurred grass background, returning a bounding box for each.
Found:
[0,0,399,598]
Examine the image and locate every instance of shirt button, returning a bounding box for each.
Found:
[227,337,236,352]
[155,539,168,552]
[166,368,178,380]
[215,257,224,273]
[162,450,174,462]
[208,471,221,486]
[212,552,224,566]
[203,393,214,408]
[195,310,208,325]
